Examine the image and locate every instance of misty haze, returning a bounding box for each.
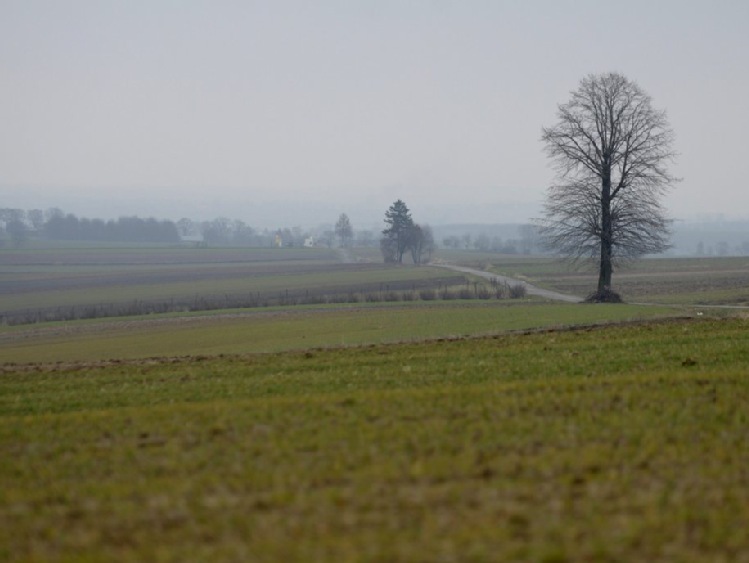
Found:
[2,2,749,561]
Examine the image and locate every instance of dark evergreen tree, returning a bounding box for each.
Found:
[381,200,414,263]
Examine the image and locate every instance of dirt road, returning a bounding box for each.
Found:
[433,263,583,303]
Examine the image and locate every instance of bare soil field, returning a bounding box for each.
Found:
[1,261,451,295]
[5,245,747,327]
[478,255,749,305]
[0,246,338,266]
[0,245,468,324]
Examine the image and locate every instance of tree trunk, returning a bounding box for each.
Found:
[598,171,613,292]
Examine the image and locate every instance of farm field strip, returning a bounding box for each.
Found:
[1,318,748,561]
[6,245,749,313]
[0,302,684,364]
[1,263,461,313]
[475,255,749,304]
[0,246,342,265]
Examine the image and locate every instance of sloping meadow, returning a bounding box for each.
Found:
[2,317,749,561]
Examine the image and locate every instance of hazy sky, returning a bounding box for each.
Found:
[1,1,747,227]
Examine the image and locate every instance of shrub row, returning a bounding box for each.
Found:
[1,282,528,326]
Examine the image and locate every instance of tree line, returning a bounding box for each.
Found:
[441,224,539,255]
[0,208,182,245]
[0,207,374,249]
[44,213,180,243]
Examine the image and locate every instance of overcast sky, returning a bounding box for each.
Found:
[1,1,747,227]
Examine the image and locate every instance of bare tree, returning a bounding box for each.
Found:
[380,236,398,263]
[6,219,28,247]
[419,224,436,263]
[176,218,195,237]
[539,72,677,301]
[518,224,539,255]
[27,209,45,231]
[334,213,354,247]
[474,233,491,252]
[407,224,436,265]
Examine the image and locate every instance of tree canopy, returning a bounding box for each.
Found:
[380,200,434,265]
[381,200,414,263]
[539,72,677,301]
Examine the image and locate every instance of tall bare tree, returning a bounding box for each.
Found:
[334,213,354,247]
[407,224,436,265]
[540,72,677,301]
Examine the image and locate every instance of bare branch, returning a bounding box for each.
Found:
[538,73,677,295]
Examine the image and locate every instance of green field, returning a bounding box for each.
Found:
[3,244,749,560]
[0,301,682,364]
[2,318,749,561]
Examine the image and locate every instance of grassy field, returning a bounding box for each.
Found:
[0,301,683,364]
[3,243,749,560]
[2,317,749,561]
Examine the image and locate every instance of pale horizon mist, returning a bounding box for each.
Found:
[2,1,748,229]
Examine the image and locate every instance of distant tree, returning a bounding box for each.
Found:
[334,213,354,247]
[409,224,436,265]
[380,236,398,263]
[320,230,335,248]
[518,224,539,255]
[176,218,196,237]
[202,217,232,245]
[539,72,677,301]
[474,233,491,252]
[0,209,25,234]
[27,209,45,231]
[1,208,24,221]
[42,212,178,243]
[79,217,107,240]
[503,239,519,254]
[356,229,375,247]
[291,226,307,247]
[381,200,414,263]
[44,213,80,240]
[231,220,254,244]
[45,207,64,222]
[421,225,436,263]
[407,224,425,265]
[6,219,28,247]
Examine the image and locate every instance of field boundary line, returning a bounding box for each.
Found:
[631,302,749,310]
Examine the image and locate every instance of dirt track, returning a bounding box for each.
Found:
[433,264,583,303]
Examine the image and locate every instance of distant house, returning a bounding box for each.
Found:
[304,236,315,248]
[180,234,205,247]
